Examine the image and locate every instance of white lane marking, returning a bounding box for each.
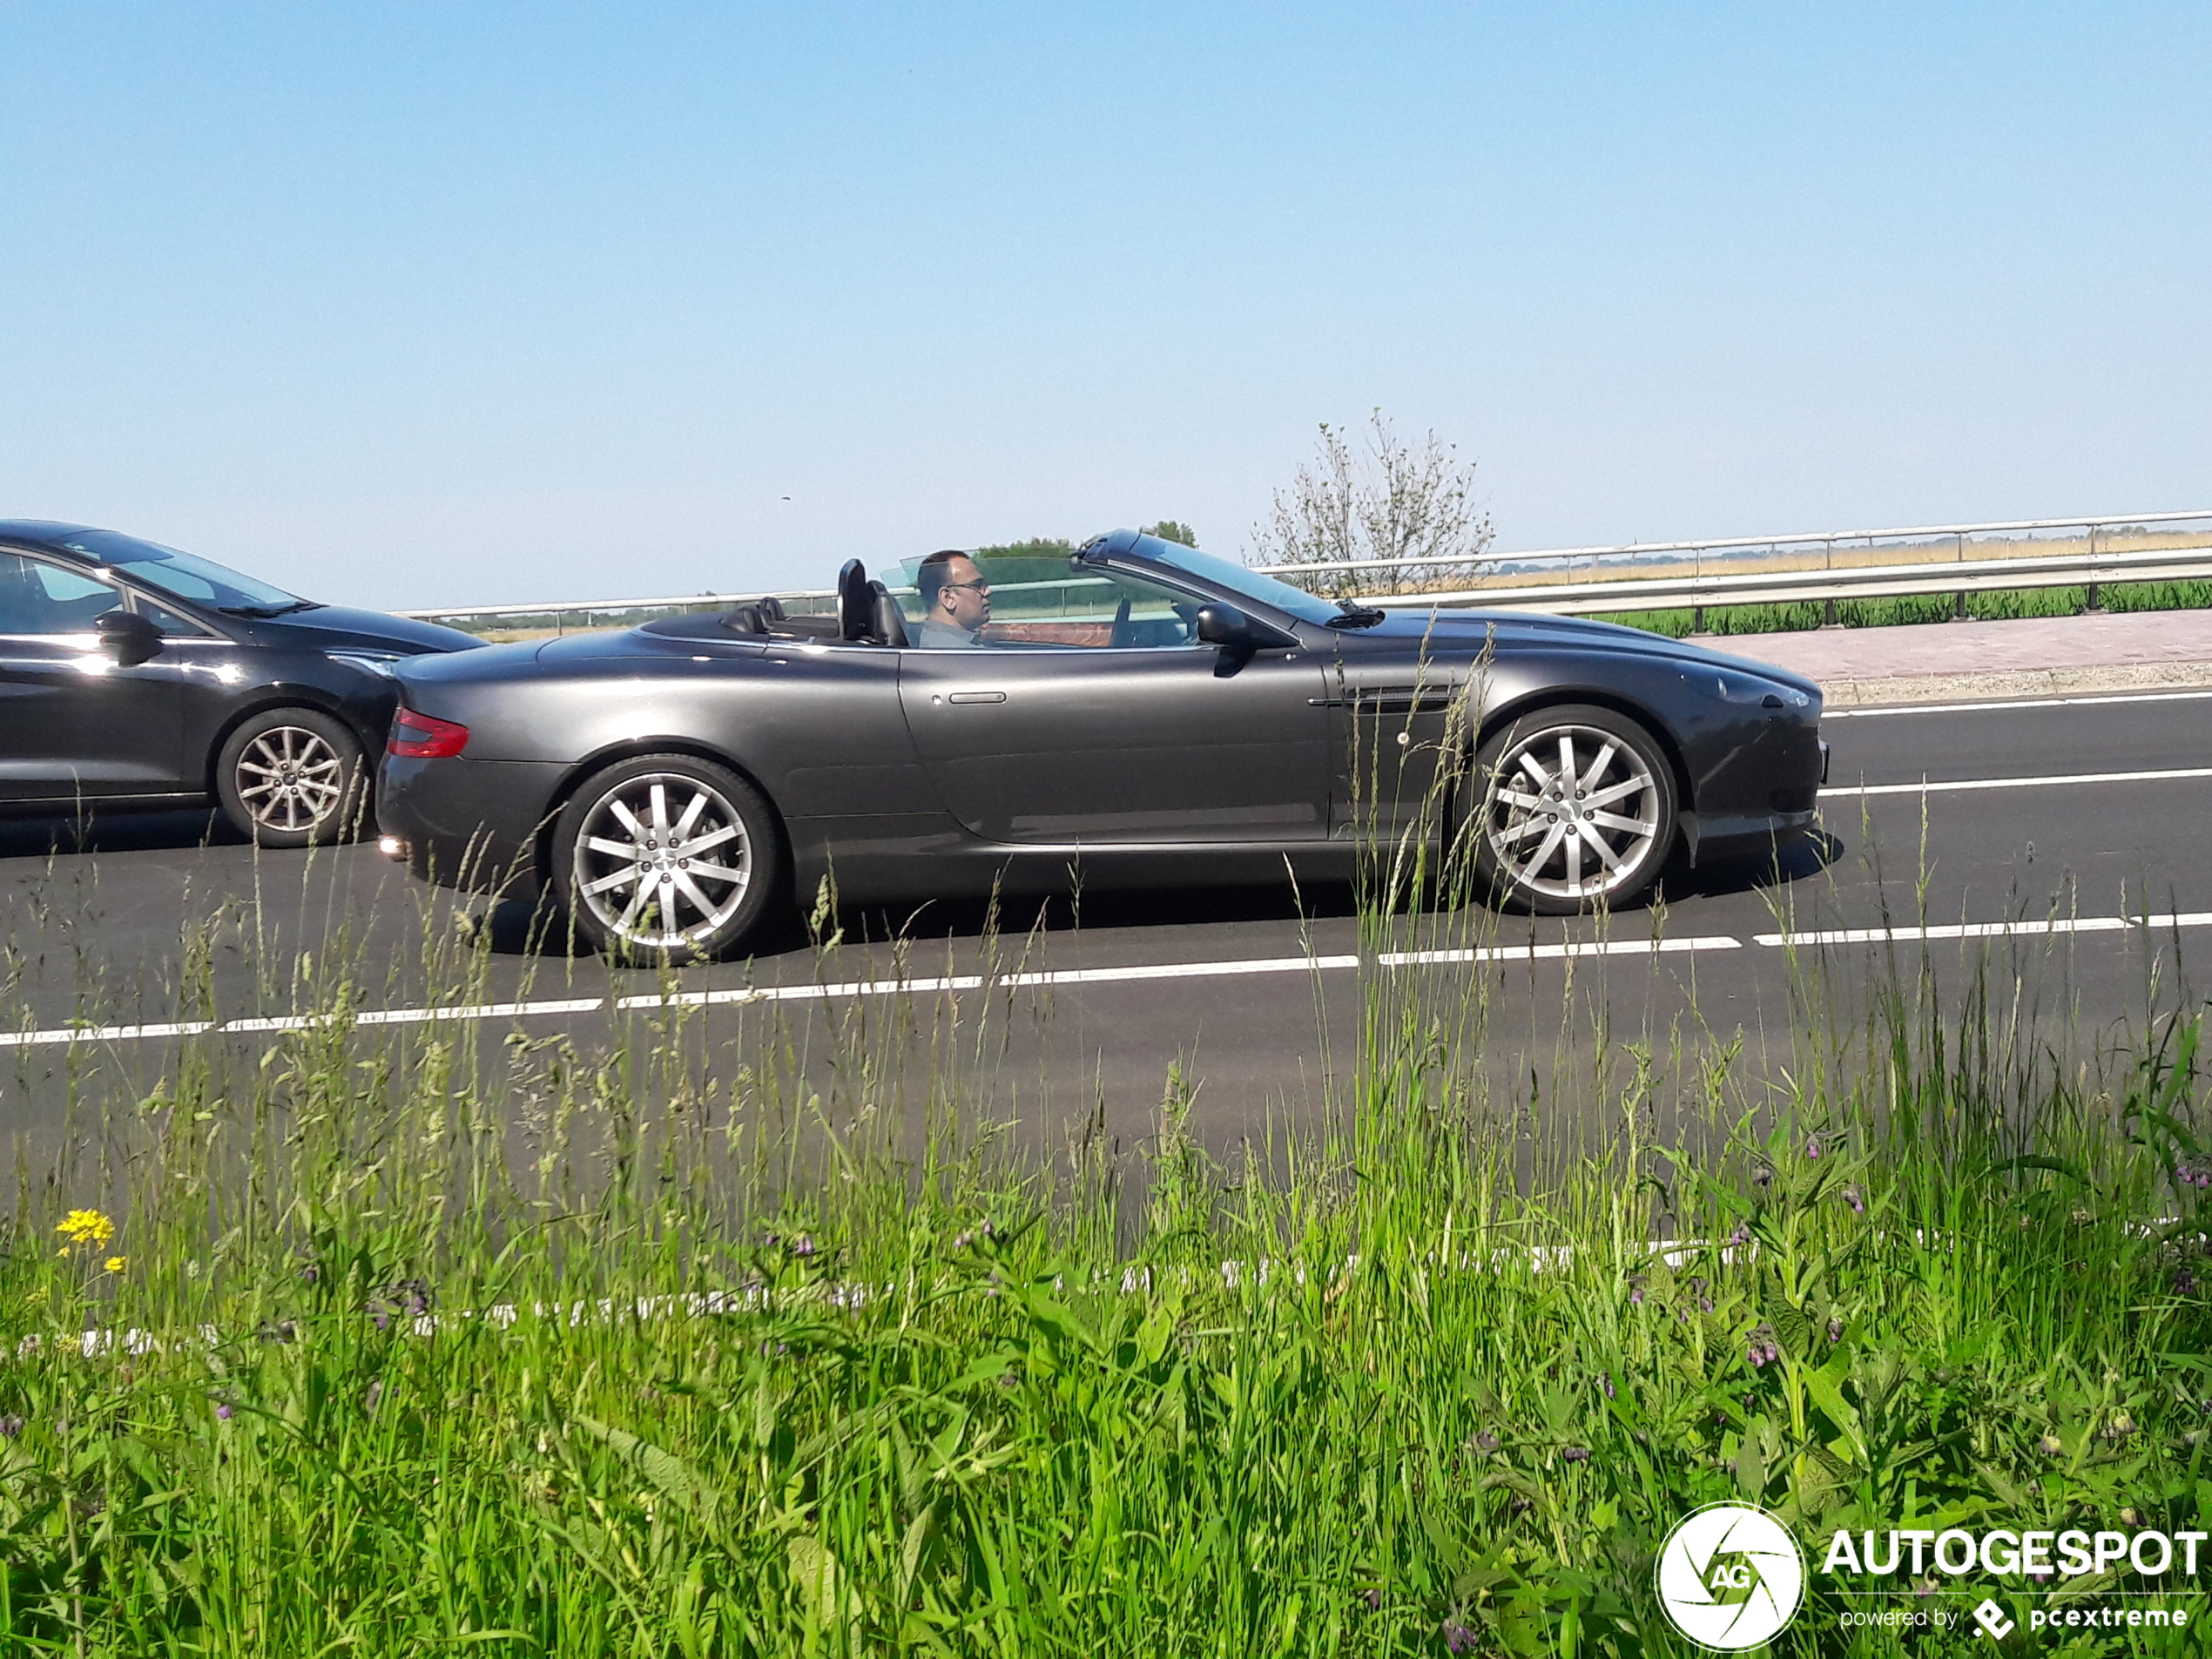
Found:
[1825,688,2212,719]
[1823,765,2212,798]
[617,954,1365,1010]
[1754,918,2132,948]
[216,998,606,1035]
[1377,936,1741,967]
[354,998,606,1027]
[20,914,2198,1048]
[0,1020,215,1049]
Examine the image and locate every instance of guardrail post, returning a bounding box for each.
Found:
[2084,523,2104,613]
[1952,531,1969,621]
[1821,539,1840,629]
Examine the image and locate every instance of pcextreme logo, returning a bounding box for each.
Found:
[1654,1502,1807,1649]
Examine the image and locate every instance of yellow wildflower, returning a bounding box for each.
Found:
[104,1258,126,1275]
[56,1210,115,1251]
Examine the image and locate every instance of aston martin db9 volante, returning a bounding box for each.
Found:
[376,529,1826,961]
[0,521,481,846]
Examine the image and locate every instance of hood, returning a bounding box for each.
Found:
[250,604,485,654]
[1365,607,1824,699]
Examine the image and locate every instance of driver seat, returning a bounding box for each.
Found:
[867,580,909,648]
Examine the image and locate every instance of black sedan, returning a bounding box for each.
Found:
[378,529,1825,961]
[1,521,480,846]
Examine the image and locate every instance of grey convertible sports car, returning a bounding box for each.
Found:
[377,530,1825,961]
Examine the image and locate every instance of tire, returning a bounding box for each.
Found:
[1467,703,1676,914]
[215,708,368,848]
[550,754,784,965]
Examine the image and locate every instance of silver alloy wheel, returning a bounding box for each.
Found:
[570,772,753,953]
[234,725,347,834]
[1483,723,1663,903]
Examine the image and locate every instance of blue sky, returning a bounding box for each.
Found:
[3,3,2207,607]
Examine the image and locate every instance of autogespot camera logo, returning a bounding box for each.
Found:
[1656,1502,1807,1649]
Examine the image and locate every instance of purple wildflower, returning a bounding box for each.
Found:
[1561,1446,1590,1464]
[1843,1186,1866,1214]
[1727,1224,1750,1247]
[1752,1163,1773,1190]
[1362,1588,1382,1611]
[1627,1277,1646,1306]
[1600,1371,1616,1400]
[1805,1134,1823,1159]
[216,1403,233,1421]
[763,1232,780,1251]
[364,1379,383,1414]
[1474,1430,1501,1453]
[0,1415,22,1439]
[953,1231,973,1251]
[792,1236,817,1259]
[1827,1315,1845,1343]
[981,1217,997,1238]
[1441,1616,1480,1655]
[2178,1269,2201,1296]
[372,1312,391,1332]
[300,1264,319,1284]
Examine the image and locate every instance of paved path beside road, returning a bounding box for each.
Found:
[1715,607,2212,705]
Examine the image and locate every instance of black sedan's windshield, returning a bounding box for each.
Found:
[55,530,314,617]
[1123,534,1352,628]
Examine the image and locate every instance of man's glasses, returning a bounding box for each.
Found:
[940,579,989,594]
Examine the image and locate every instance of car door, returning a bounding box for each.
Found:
[896,562,1332,844]
[0,553,187,803]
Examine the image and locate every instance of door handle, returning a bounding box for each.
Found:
[948,691,1007,705]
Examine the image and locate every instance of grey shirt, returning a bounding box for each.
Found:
[916,617,981,648]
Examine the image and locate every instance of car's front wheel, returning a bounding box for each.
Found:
[1469,704,1676,914]
[215,708,368,847]
[550,754,783,964]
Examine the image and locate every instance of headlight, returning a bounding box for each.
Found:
[1707,671,1812,710]
[327,650,405,678]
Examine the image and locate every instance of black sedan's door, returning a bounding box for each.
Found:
[0,554,186,803]
[896,565,1330,845]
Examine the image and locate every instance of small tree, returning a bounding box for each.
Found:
[1248,411,1494,598]
[1140,520,1199,547]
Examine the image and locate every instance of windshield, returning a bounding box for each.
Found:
[54,530,309,614]
[1122,534,1349,627]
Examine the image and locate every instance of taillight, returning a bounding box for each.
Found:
[388,708,469,759]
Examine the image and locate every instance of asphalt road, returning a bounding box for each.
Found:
[5,685,2211,1156]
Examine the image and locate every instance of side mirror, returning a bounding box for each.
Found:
[1195,603,1292,654]
[97,610,164,667]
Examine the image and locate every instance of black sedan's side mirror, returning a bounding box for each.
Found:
[97,610,165,667]
[1195,603,1293,655]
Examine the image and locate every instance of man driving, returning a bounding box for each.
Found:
[914,549,993,647]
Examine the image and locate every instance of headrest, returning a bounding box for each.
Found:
[836,559,870,642]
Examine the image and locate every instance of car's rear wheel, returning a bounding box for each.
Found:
[216,708,368,847]
[550,754,782,964]
[1469,704,1676,914]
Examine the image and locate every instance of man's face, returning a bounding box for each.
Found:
[935,556,991,631]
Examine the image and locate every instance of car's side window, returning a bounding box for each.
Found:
[0,554,126,636]
[131,595,209,635]
[974,566,1204,650]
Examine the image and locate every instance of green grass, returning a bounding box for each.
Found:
[3,849,2212,1654]
[1595,579,2212,639]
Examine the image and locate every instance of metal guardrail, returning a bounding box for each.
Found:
[398,509,2212,635]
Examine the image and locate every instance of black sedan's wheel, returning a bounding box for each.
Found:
[1470,704,1676,914]
[216,708,367,847]
[551,755,781,964]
